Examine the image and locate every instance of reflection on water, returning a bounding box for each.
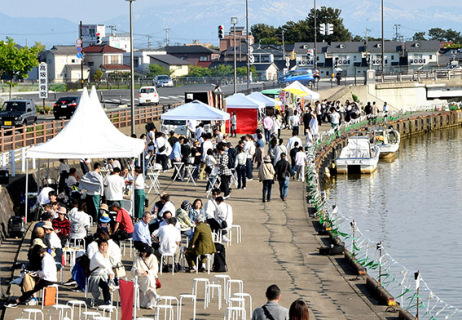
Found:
[326,127,462,309]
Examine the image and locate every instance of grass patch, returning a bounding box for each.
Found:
[50,84,67,92]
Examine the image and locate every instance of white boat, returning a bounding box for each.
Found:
[335,136,380,174]
[373,128,401,158]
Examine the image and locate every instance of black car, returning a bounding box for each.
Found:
[53,96,80,119]
[0,99,37,128]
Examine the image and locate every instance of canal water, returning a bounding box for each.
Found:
[325,127,462,315]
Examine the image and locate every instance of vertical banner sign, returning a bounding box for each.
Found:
[39,62,48,99]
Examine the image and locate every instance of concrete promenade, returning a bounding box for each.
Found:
[3,126,400,320]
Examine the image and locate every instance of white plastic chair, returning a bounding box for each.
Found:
[67,300,87,320]
[232,293,252,317]
[179,294,196,320]
[20,309,44,320]
[48,304,72,320]
[196,254,213,274]
[212,275,231,302]
[205,283,222,309]
[223,306,246,320]
[160,253,176,275]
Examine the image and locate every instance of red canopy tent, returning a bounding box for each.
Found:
[225,93,265,134]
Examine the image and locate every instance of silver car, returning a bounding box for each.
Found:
[154,75,174,87]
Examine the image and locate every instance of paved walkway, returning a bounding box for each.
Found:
[3,127,400,320]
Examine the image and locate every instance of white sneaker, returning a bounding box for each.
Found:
[146,302,153,309]
[222,235,229,242]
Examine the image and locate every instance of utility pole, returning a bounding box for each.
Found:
[246,0,250,90]
[394,24,401,41]
[282,30,285,60]
[365,28,371,69]
[146,34,152,48]
[108,25,117,36]
[231,17,238,94]
[314,0,317,72]
[164,28,170,46]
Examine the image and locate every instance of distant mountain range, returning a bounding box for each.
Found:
[1,2,461,50]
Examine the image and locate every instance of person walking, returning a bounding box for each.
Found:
[252,284,289,320]
[274,153,290,201]
[231,111,237,137]
[258,155,276,203]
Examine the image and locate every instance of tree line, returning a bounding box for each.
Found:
[250,6,462,47]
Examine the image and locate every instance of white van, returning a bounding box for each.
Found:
[161,119,189,137]
[138,86,160,105]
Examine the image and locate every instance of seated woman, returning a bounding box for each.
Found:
[131,245,160,309]
[6,245,57,308]
[189,198,205,222]
[175,201,195,235]
[88,240,114,306]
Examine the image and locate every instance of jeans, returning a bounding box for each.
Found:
[264,129,271,142]
[236,165,246,189]
[156,154,168,170]
[262,180,273,201]
[245,158,253,179]
[292,125,299,136]
[278,176,290,199]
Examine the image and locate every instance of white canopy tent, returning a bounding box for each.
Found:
[247,92,281,108]
[160,100,230,121]
[24,86,145,222]
[225,93,265,110]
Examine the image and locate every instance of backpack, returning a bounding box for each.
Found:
[213,243,228,272]
[77,254,92,277]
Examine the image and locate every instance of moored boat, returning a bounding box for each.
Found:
[335,136,380,174]
[373,127,401,158]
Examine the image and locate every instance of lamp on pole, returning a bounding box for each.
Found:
[381,0,385,82]
[314,0,318,72]
[246,0,250,90]
[126,0,136,136]
[231,17,238,94]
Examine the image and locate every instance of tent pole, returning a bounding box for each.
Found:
[25,158,29,224]
[38,159,41,193]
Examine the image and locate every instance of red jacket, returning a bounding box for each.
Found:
[52,218,71,239]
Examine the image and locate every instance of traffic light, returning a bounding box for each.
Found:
[327,23,334,35]
[319,23,326,36]
[218,25,224,39]
[96,33,102,44]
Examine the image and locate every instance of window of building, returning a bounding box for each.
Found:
[429,55,433,59]
[199,56,209,62]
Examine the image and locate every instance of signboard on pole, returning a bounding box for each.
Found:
[39,62,48,99]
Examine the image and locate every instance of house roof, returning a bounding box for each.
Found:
[101,64,131,70]
[405,40,440,52]
[149,54,191,66]
[49,45,79,55]
[83,45,126,54]
[165,45,218,54]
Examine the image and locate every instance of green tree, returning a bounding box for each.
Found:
[210,65,233,77]
[0,37,41,99]
[428,28,447,41]
[93,69,103,82]
[251,23,280,44]
[413,32,426,41]
[147,64,172,78]
[236,65,256,77]
[445,29,462,43]
[278,6,352,43]
[187,65,211,77]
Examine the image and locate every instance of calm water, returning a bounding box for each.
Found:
[326,127,462,311]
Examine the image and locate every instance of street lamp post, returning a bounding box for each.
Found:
[231,17,238,94]
[246,0,250,90]
[126,0,136,136]
[314,0,317,72]
[381,0,385,82]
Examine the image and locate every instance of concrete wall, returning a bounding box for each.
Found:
[0,186,15,242]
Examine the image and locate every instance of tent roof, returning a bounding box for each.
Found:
[27,87,145,159]
[282,81,321,100]
[161,100,230,121]
[247,92,281,108]
[225,93,265,109]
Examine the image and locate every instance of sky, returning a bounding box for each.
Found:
[1,0,461,48]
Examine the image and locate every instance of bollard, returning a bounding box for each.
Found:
[376,241,383,286]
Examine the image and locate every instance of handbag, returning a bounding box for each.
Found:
[155,277,161,289]
[114,262,127,278]
[43,285,57,306]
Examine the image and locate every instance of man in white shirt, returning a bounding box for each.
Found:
[290,110,301,136]
[295,146,308,182]
[201,133,213,163]
[65,168,78,187]
[243,134,255,180]
[152,193,176,219]
[204,189,220,220]
[104,167,125,207]
[154,217,181,271]
[286,132,302,152]
[6,245,57,307]
[330,108,340,130]
[195,123,205,141]
[155,132,172,171]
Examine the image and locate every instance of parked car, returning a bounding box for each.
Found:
[154,75,174,87]
[161,119,189,137]
[139,86,160,105]
[53,96,80,119]
[278,69,318,85]
[0,99,37,128]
